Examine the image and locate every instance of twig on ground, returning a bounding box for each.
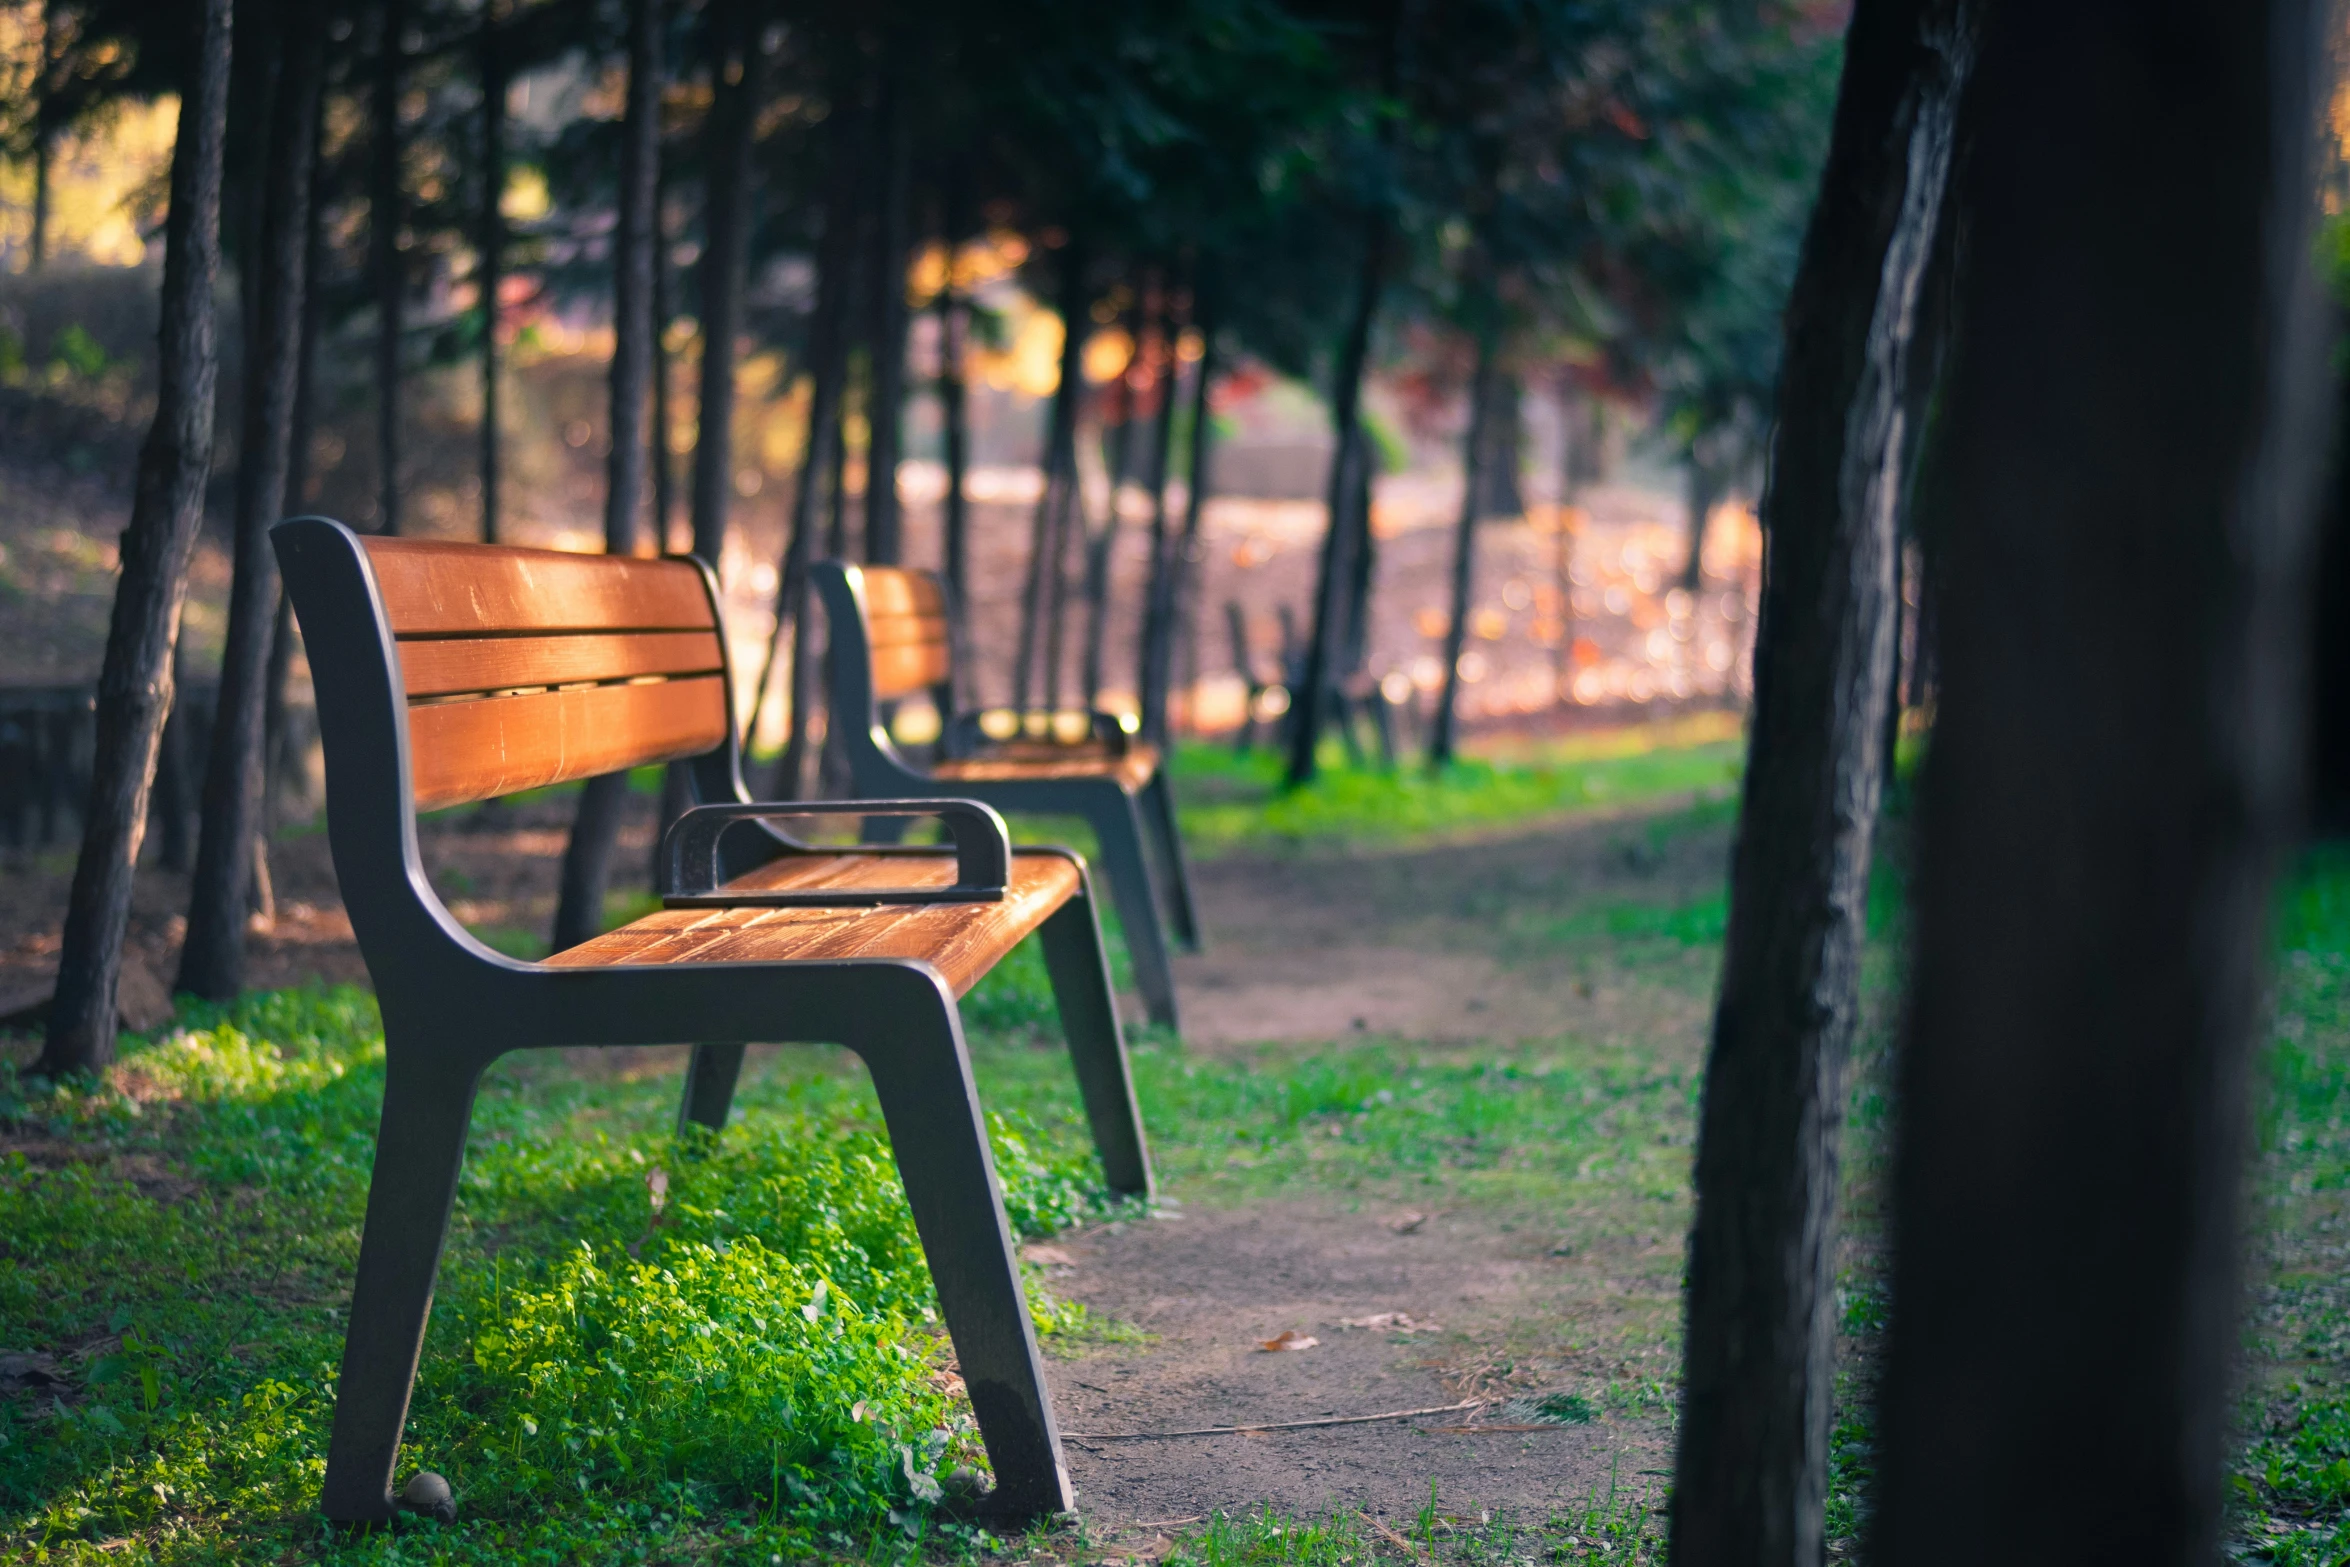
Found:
[1064,1399,1487,1441]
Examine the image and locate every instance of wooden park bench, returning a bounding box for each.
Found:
[272,517,1154,1525]
[811,562,1200,1030]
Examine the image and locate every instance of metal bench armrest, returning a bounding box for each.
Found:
[660,798,1011,907]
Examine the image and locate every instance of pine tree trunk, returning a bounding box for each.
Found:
[39,0,234,1076]
[1873,3,2329,1561]
[1286,219,1384,786]
[178,5,320,1001]
[1014,243,1089,712]
[552,0,661,954]
[478,9,505,543]
[862,71,912,567]
[1427,325,1495,768]
[1667,0,1979,1560]
[688,0,758,568]
[370,0,404,535]
[1136,277,1190,744]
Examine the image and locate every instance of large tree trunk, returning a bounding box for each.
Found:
[551,0,661,954]
[478,8,505,543]
[178,2,320,1002]
[370,0,404,535]
[38,0,233,1076]
[861,70,912,566]
[688,0,758,568]
[1873,4,2329,1562]
[1013,242,1089,712]
[1286,218,1384,786]
[1667,0,1979,1561]
[1427,325,1496,769]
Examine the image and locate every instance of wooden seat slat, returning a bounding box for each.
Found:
[363,537,714,637]
[867,615,950,649]
[933,741,1161,793]
[858,568,948,620]
[543,851,1082,996]
[396,630,724,699]
[408,675,730,809]
[871,641,954,699]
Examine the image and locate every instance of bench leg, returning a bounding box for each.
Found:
[1085,792,1182,1032]
[677,1042,748,1135]
[855,973,1073,1517]
[1140,770,1202,953]
[1036,892,1154,1198]
[321,1054,484,1524]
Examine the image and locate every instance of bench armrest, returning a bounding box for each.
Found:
[943,708,1138,758]
[660,798,1011,907]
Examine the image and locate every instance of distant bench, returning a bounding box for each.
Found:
[274,517,1152,1524]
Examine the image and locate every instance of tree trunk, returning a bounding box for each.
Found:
[861,71,912,566]
[1873,4,2328,1562]
[1286,215,1384,786]
[937,187,974,702]
[766,96,867,798]
[478,8,505,543]
[1683,453,1720,592]
[1427,325,1496,769]
[1137,277,1192,744]
[551,0,661,954]
[38,0,234,1076]
[1086,277,1162,709]
[370,0,404,534]
[688,0,758,568]
[1014,242,1089,712]
[1667,0,1979,1560]
[29,0,53,270]
[178,4,319,1002]
[651,179,676,555]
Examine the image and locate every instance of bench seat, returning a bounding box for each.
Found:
[932,742,1162,792]
[546,850,1082,995]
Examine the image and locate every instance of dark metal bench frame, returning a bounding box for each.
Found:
[274,516,1153,1526]
[811,561,1201,1030]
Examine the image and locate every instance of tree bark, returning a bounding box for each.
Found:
[370,0,404,535]
[1286,215,1385,786]
[178,2,320,1001]
[861,69,913,566]
[1427,325,1496,769]
[478,7,505,543]
[1014,242,1089,712]
[1683,453,1720,592]
[30,0,53,270]
[551,0,661,954]
[1152,294,1220,747]
[688,0,758,568]
[1873,4,2330,1562]
[1136,277,1190,744]
[38,0,233,1076]
[1667,0,1979,1560]
[937,187,974,702]
[1086,278,1164,710]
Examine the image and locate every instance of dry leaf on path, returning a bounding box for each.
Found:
[1341,1312,1443,1333]
[1386,1212,1429,1233]
[1023,1244,1078,1268]
[1256,1329,1320,1352]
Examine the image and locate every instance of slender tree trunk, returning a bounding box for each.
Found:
[937,188,974,702]
[38,0,233,1076]
[1152,289,1219,747]
[688,0,758,569]
[30,0,55,271]
[552,0,661,954]
[650,153,676,553]
[766,97,867,797]
[1683,453,1720,592]
[1136,277,1188,743]
[370,0,404,534]
[1668,1,1980,1561]
[264,104,326,823]
[1427,325,1496,769]
[1287,215,1385,786]
[1874,4,2329,1561]
[1085,277,1161,709]
[478,8,505,543]
[862,70,912,566]
[178,4,319,1001]
[1014,242,1089,711]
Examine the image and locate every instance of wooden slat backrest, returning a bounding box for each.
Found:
[855,566,953,700]
[362,538,730,810]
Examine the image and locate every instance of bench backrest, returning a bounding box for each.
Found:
[363,537,732,810]
[850,566,954,701]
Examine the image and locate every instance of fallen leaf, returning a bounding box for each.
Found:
[933,1370,967,1398]
[1341,1312,1443,1334]
[1256,1330,1319,1352]
[647,1167,669,1215]
[1387,1212,1429,1234]
[851,1400,868,1423]
[1023,1244,1078,1268]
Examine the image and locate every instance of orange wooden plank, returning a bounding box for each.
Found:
[932,741,1159,792]
[396,630,724,699]
[407,675,729,809]
[857,566,947,620]
[871,640,952,699]
[364,538,713,636]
